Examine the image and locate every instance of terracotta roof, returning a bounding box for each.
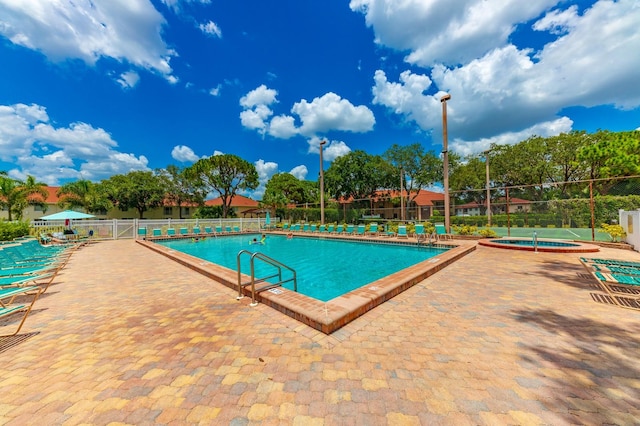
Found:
[26,186,60,204]
[205,194,259,208]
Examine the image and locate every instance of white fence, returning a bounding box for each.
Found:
[31,217,276,240]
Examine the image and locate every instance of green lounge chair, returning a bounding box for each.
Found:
[434,223,452,240]
[367,223,378,237]
[0,285,42,337]
[167,228,176,237]
[346,224,354,234]
[356,225,366,236]
[335,225,344,234]
[327,224,335,233]
[152,229,162,237]
[397,225,409,238]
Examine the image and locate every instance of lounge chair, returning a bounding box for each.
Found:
[367,223,379,237]
[192,226,201,235]
[179,227,189,236]
[318,225,326,233]
[152,229,162,237]
[167,228,176,237]
[356,225,366,237]
[434,223,453,241]
[310,224,317,233]
[216,226,223,234]
[0,285,42,337]
[335,225,344,234]
[225,226,232,233]
[327,224,335,233]
[397,225,409,238]
[580,259,640,311]
[204,226,213,234]
[414,224,431,242]
[233,226,240,233]
[345,225,354,235]
[303,224,310,232]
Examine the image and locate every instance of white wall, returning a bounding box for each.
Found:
[620,209,640,252]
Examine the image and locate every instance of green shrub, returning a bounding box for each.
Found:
[598,223,626,242]
[516,219,525,227]
[478,228,498,238]
[452,225,477,235]
[0,221,30,241]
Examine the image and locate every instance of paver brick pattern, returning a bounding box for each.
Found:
[0,239,639,425]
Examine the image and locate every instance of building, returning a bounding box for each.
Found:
[454,197,533,216]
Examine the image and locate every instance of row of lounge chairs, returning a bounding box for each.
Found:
[0,237,83,337]
[581,257,640,311]
[142,225,244,238]
[282,223,453,241]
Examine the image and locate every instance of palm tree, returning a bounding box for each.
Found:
[0,175,48,221]
[57,180,110,213]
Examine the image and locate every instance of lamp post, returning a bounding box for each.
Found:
[484,150,491,226]
[319,139,327,225]
[400,167,404,221]
[440,94,451,233]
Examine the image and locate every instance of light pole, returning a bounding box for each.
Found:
[484,150,491,226]
[440,94,451,233]
[399,167,404,221]
[319,139,327,225]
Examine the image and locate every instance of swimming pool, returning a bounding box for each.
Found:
[139,233,475,333]
[157,234,449,301]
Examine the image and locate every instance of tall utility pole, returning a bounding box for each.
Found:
[400,168,404,221]
[319,140,327,224]
[485,150,491,226]
[440,94,451,233]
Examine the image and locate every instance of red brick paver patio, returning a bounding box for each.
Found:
[1,239,639,425]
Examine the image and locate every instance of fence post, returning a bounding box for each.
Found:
[112,219,117,240]
[506,187,511,237]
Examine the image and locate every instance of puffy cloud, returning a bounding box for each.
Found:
[199,20,222,38]
[307,136,352,162]
[289,165,308,180]
[0,0,176,80]
[350,0,559,67]
[292,93,375,137]
[0,103,149,184]
[171,145,201,163]
[161,0,211,13]
[253,159,279,199]
[268,115,298,139]
[367,0,640,154]
[240,85,278,108]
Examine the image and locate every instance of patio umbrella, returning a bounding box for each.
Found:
[39,210,95,220]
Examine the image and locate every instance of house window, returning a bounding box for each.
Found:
[164,207,173,215]
[181,207,190,216]
[517,206,523,211]
[33,205,44,211]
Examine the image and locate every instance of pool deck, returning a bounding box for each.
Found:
[1,238,640,424]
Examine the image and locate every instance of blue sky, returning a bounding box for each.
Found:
[0,0,639,199]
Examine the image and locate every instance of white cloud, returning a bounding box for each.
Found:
[268,115,298,139]
[161,0,211,13]
[199,20,222,38]
[209,85,221,97]
[350,0,559,67]
[240,85,278,108]
[366,0,640,155]
[171,145,201,163]
[0,0,177,80]
[0,103,149,184]
[289,165,308,180]
[307,136,352,162]
[292,93,375,137]
[253,159,279,200]
[117,71,140,89]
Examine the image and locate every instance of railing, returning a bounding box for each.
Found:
[30,217,277,241]
[236,249,297,306]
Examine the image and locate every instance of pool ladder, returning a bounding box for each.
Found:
[236,250,297,306]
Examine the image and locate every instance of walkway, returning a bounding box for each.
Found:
[1,239,639,424]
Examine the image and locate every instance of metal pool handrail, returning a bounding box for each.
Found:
[236,250,297,306]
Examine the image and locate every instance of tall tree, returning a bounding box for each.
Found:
[577,130,640,194]
[157,165,207,219]
[324,150,395,206]
[186,154,259,218]
[57,179,111,213]
[384,143,442,204]
[262,173,310,207]
[101,171,166,219]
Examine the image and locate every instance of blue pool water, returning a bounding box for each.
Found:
[490,239,580,247]
[157,234,448,302]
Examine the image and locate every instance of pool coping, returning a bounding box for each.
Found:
[478,237,600,253]
[136,234,475,334]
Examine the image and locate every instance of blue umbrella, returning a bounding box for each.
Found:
[40,210,95,220]
[265,211,271,228]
